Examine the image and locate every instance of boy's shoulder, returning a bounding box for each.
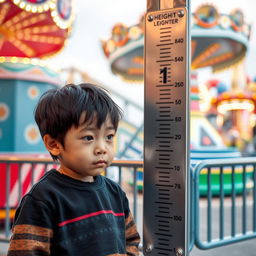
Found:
[28,169,57,196]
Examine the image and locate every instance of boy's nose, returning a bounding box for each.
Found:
[95,142,107,155]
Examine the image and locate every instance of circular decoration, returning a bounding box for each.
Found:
[51,0,74,29]
[112,24,129,47]
[12,0,54,12]
[230,9,244,31]
[0,103,10,121]
[24,124,41,144]
[194,4,219,28]
[219,15,231,29]
[128,26,142,40]
[28,86,40,99]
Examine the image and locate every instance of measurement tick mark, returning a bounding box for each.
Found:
[160,26,172,30]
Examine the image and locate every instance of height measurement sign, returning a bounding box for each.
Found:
[143,7,189,256]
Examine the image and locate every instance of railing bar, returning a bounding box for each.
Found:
[31,163,35,186]
[5,163,11,238]
[242,165,247,234]
[133,167,138,223]
[18,163,22,204]
[231,165,236,236]
[118,166,122,186]
[207,167,212,242]
[44,163,48,174]
[220,166,224,240]
[254,164,256,232]
[44,163,48,175]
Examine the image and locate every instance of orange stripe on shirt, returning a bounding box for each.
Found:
[12,224,53,238]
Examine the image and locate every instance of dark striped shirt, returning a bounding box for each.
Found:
[8,170,140,256]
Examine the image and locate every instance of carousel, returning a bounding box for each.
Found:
[102,4,254,195]
[0,0,75,151]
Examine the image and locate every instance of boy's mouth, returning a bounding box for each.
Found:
[94,160,107,166]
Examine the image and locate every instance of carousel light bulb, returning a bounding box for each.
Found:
[43,4,49,11]
[25,5,31,12]
[33,27,39,33]
[22,58,30,64]
[42,26,49,33]
[0,57,6,62]
[51,11,57,17]
[31,59,38,65]
[10,57,18,63]
[26,49,34,57]
[14,17,20,23]
[38,6,43,13]
[20,45,26,51]
[32,7,37,13]
[49,3,55,9]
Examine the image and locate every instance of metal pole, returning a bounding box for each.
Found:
[143,0,190,255]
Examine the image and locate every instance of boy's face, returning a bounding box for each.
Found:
[57,113,116,182]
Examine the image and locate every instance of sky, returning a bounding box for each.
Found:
[49,0,256,107]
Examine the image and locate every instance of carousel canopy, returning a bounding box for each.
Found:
[102,4,250,82]
[0,0,74,59]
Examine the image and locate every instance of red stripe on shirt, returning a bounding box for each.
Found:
[58,210,125,227]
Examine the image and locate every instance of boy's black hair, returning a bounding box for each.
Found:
[34,83,123,160]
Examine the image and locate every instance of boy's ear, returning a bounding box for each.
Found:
[43,134,63,157]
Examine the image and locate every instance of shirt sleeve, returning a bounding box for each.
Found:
[8,195,53,256]
[123,194,141,256]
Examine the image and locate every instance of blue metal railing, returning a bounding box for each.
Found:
[2,156,256,252]
[193,157,256,249]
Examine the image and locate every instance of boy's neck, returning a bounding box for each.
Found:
[58,168,95,182]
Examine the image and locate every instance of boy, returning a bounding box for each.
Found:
[8,83,140,256]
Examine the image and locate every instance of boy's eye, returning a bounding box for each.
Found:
[106,134,114,141]
[83,135,94,141]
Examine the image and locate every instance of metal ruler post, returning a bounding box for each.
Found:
[143,0,190,255]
